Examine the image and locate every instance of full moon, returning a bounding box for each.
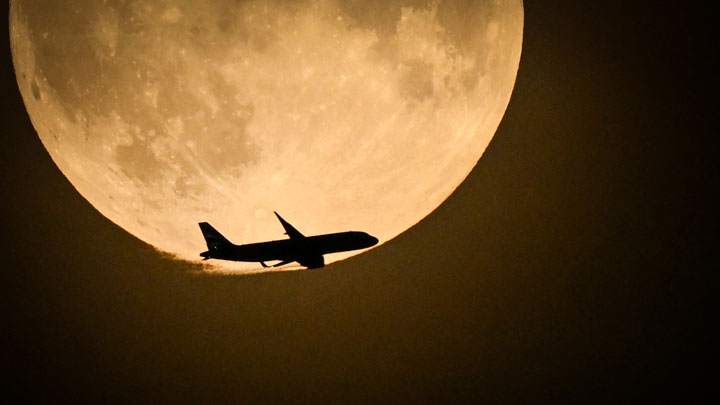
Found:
[10,0,523,272]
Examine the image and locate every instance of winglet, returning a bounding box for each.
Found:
[274,212,305,239]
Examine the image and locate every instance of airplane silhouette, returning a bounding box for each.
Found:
[199,212,378,269]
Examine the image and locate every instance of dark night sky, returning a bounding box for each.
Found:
[1,1,714,403]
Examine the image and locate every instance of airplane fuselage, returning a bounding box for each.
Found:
[200,225,378,268]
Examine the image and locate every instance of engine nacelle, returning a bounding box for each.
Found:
[298,255,325,269]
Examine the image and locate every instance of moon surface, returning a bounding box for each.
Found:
[10,0,523,272]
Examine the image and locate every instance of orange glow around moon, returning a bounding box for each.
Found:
[10,0,523,273]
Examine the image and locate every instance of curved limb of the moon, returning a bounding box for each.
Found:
[10,0,524,272]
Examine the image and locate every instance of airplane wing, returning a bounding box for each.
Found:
[274,211,305,239]
[260,259,295,268]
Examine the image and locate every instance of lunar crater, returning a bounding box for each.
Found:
[30,79,41,100]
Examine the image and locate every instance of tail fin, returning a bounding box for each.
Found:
[199,222,233,249]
